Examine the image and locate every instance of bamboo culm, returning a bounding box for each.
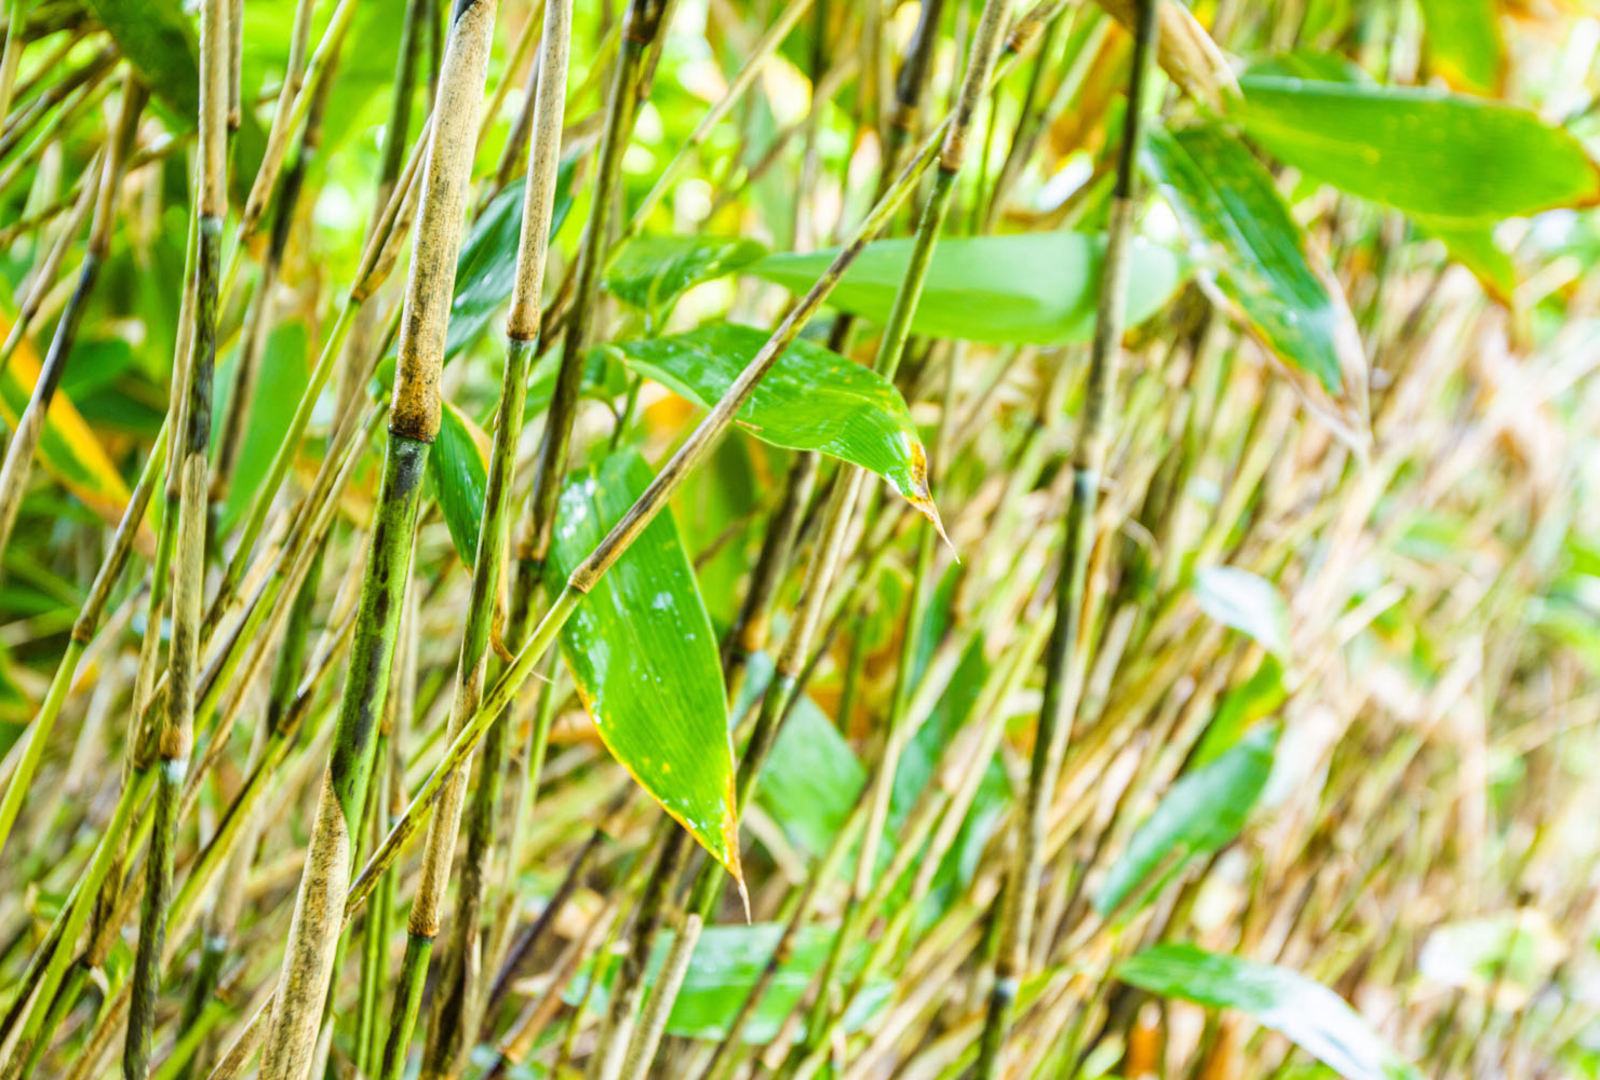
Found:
[256,3,499,1077]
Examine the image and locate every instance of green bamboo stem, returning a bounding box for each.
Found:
[202,53,1004,1077]
[0,74,144,566]
[974,3,1155,1075]
[0,0,26,127]
[385,1,572,1072]
[255,2,498,1076]
[209,29,341,526]
[125,0,228,1071]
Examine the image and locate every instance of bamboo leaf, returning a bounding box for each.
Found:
[1234,76,1600,223]
[426,400,489,565]
[1417,0,1505,96]
[1193,566,1291,659]
[606,322,944,530]
[568,923,890,1043]
[605,236,767,328]
[443,155,578,359]
[0,305,135,542]
[1147,123,1362,398]
[1117,945,1423,1080]
[1095,724,1278,919]
[1423,222,1516,304]
[747,233,1186,345]
[545,447,739,879]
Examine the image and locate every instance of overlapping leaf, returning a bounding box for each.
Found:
[605,236,767,328]
[426,400,489,564]
[1118,945,1423,1080]
[1194,566,1292,659]
[568,922,890,1043]
[1235,76,1600,223]
[1096,724,1278,919]
[544,448,739,878]
[1147,123,1363,400]
[606,322,943,530]
[748,233,1185,345]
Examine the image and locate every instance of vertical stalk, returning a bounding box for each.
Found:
[383,1,572,1074]
[973,2,1156,1076]
[255,3,499,1077]
[125,0,228,1075]
[210,35,341,526]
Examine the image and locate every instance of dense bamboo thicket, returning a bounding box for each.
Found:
[3,1,1600,1078]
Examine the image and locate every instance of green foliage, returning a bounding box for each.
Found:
[749,233,1186,344]
[1235,76,1600,223]
[1118,945,1423,1080]
[1096,724,1278,919]
[1147,123,1358,394]
[544,448,739,878]
[606,322,939,521]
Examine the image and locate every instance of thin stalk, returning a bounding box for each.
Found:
[973,2,1156,1075]
[200,53,1024,1074]
[0,74,145,565]
[386,1,572,1072]
[770,7,1014,1077]
[209,31,341,525]
[254,3,499,1077]
[125,0,228,1071]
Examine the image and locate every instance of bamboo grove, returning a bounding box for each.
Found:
[2,0,1600,1078]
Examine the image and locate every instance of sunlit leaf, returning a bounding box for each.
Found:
[748,233,1185,345]
[545,448,739,879]
[426,400,489,564]
[606,322,943,530]
[1192,655,1287,767]
[567,922,890,1044]
[1417,0,1504,96]
[1147,123,1363,399]
[605,236,767,328]
[1422,222,1515,304]
[1235,76,1600,223]
[1193,566,1291,659]
[1118,945,1423,1080]
[0,305,134,542]
[1096,724,1278,919]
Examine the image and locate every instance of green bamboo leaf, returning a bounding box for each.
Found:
[1146,123,1361,397]
[1423,222,1516,304]
[1191,654,1287,767]
[1117,945,1423,1080]
[426,400,489,565]
[1095,724,1278,919]
[605,322,944,531]
[1193,566,1291,659]
[1417,0,1504,96]
[215,324,312,531]
[567,923,890,1044]
[545,447,740,879]
[747,233,1185,345]
[605,236,767,328]
[444,156,579,359]
[1234,76,1600,223]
